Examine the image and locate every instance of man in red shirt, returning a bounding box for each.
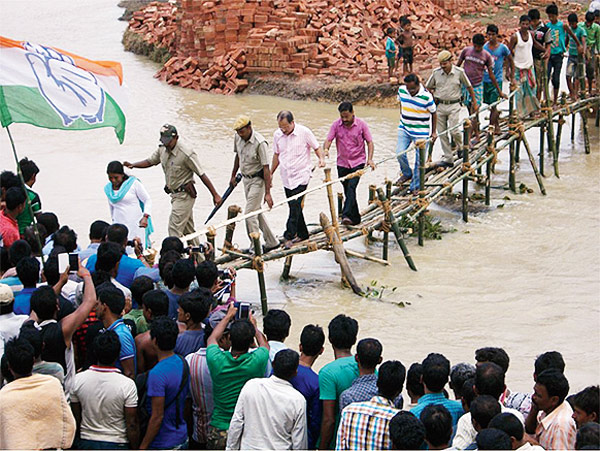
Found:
[0,187,26,248]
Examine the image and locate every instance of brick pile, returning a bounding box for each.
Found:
[126,0,551,95]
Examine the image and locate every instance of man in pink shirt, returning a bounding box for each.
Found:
[0,187,26,248]
[271,111,325,249]
[323,102,374,226]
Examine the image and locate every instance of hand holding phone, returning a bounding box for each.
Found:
[235,302,251,320]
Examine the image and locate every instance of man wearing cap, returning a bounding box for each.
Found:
[0,284,28,358]
[124,124,222,244]
[426,51,478,169]
[229,116,279,252]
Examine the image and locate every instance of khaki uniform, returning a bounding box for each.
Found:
[148,141,204,242]
[426,65,472,163]
[234,131,278,249]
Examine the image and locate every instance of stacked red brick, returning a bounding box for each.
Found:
[128,2,178,54]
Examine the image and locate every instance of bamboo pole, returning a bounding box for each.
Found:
[376,188,417,271]
[508,96,517,193]
[577,56,591,154]
[249,232,268,316]
[323,168,340,233]
[345,249,390,266]
[368,184,376,204]
[539,121,545,177]
[281,256,293,280]
[417,140,426,246]
[462,121,471,222]
[206,229,216,261]
[515,136,521,163]
[541,66,558,178]
[219,247,253,261]
[571,106,576,142]
[222,205,242,251]
[337,192,344,218]
[520,133,547,195]
[485,133,493,206]
[556,93,566,158]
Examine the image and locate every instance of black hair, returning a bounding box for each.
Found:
[19,322,43,358]
[404,73,419,84]
[98,284,125,315]
[475,362,505,400]
[356,338,383,369]
[386,27,395,35]
[389,411,426,450]
[272,349,299,380]
[94,329,121,365]
[195,260,219,288]
[0,171,20,192]
[576,422,600,450]
[486,24,499,33]
[471,395,501,429]
[89,220,109,240]
[16,256,39,288]
[400,17,411,25]
[106,223,128,246]
[536,369,570,404]
[5,187,26,210]
[19,158,40,183]
[160,236,185,256]
[159,250,180,289]
[422,352,450,392]
[520,14,531,22]
[106,161,126,175]
[420,404,453,448]
[377,360,406,399]
[451,362,476,394]
[229,319,255,352]
[473,33,485,46]
[263,309,291,342]
[23,224,46,256]
[546,4,559,16]
[488,412,524,441]
[150,316,179,351]
[9,240,32,267]
[528,8,541,20]
[37,212,59,235]
[172,258,196,289]
[300,324,325,356]
[5,337,34,376]
[142,289,170,318]
[535,351,565,375]
[407,362,425,397]
[177,288,212,323]
[568,13,578,23]
[96,241,122,273]
[586,11,595,22]
[476,428,511,450]
[328,314,358,350]
[53,226,78,253]
[0,247,9,274]
[30,286,58,320]
[462,377,476,408]
[277,110,294,123]
[43,256,60,286]
[338,101,353,113]
[573,385,600,419]
[131,276,154,307]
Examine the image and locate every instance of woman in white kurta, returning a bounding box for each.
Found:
[104,161,154,248]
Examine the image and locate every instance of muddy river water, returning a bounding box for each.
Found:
[2,0,598,394]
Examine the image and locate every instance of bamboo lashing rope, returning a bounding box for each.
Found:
[306,241,318,252]
[252,256,265,272]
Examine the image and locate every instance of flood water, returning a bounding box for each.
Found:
[1,0,598,394]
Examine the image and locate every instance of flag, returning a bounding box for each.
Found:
[0,36,126,143]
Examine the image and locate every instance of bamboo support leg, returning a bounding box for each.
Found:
[577,56,591,154]
[281,256,293,280]
[345,249,390,266]
[222,205,242,251]
[520,134,547,195]
[250,232,268,316]
[376,188,417,271]
[556,93,567,159]
[323,168,340,233]
[206,230,216,261]
[485,133,493,206]
[368,184,376,204]
[515,138,521,163]
[417,142,425,246]
[508,98,517,193]
[383,181,392,260]
[571,111,576,141]
[337,192,343,218]
[541,66,558,177]
[580,105,591,154]
[539,122,545,177]
[462,122,471,222]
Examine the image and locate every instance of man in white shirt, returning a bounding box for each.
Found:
[264,309,290,375]
[0,284,28,359]
[226,349,307,450]
[453,363,524,449]
[71,330,139,449]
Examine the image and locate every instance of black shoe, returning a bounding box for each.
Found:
[263,243,279,253]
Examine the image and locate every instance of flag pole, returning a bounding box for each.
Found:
[4,125,45,260]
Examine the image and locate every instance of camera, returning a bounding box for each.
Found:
[127,240,136,247]
[218,268,234,282]
[235,302,251,320]
[189,244,206,254]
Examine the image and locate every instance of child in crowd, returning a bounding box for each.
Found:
[385,27,397,80]
[565,13,587,100]
[399,17,416,75]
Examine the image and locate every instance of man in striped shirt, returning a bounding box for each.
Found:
[271,111,325,249]
[335,360,405,450]
[395,74,437,194]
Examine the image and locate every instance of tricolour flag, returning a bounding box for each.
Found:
[0,36,126,143]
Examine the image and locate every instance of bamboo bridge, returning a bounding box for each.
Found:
[181,87,599,315]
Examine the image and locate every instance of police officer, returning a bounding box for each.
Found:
[124,124,221,244]
[426,50,478,169]
[229,115,279,252]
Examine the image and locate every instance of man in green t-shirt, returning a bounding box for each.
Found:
[318,314,360,449]
[565,13,587,100]
[16,158,42,235]
[581,11,600,93]
[206,303,269,450]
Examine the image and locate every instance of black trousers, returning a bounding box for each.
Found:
[337,164,364,225]
[284,184,309,240]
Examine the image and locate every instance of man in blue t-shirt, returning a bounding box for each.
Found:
[86,224,148,288]
[483,24,514,134]
[140,317,190,450]
[96,284,136,379]
[290,324,325,450]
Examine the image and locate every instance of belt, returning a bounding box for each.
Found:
[242,168,264,179]
[437,98,461,105]
[165,185,187,194]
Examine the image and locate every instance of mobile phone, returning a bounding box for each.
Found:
[58,253,69,273]
[190,244,206,254]
[235,302,250,320]
[68,253,79,272]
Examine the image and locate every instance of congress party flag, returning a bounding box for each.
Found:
[0,36,126,143]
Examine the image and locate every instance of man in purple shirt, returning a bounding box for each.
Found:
[323,102,375,226]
